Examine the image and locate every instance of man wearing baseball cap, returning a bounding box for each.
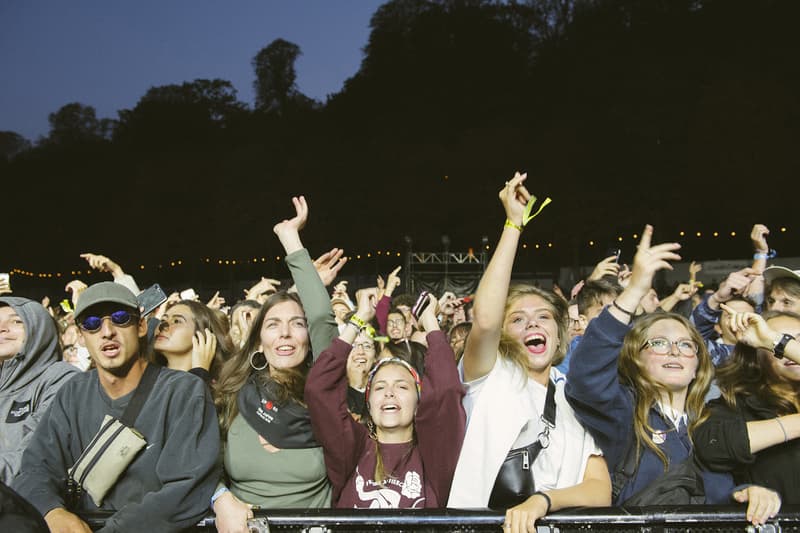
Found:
[13,282,220,532]
[764,266,800,314]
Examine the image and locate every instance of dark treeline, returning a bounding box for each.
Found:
[3,0,799,286]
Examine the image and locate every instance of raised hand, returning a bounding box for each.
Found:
[80,252,121,275]
[589,255,621,281]
[313,248,347,287]
[712,268,760,306]
[273,195,308,255]
[720,303,777,350]
[499,171,531,228]
[245,278,280,301]
[384,266,402,297]
[751,224,770,254]
[207,291,225,310]
[65,279,88,307]
[628,225,681,295]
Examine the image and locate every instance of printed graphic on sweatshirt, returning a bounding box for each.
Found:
[6,399,32,423]
[352,466,425,508]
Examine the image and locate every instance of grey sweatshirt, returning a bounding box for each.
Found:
[12,365,220,533]
[0,296,78,484]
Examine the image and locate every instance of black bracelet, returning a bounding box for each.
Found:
[612,299,634,317]
[533,491,551,514]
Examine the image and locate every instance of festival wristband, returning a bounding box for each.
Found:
[504,219,523,232]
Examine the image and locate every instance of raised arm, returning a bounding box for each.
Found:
[566,225,681,464]
[80,252,140,294]
[305,288,375,502]
[274,196,339,359]
[413,293,466,504]
[462,172,530,382]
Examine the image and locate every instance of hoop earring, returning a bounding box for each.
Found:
[249,351,268,371]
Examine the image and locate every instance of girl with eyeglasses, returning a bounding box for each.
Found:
[693,308,800,507]
[565,225,781,526]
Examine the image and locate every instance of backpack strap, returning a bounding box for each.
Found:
[611,430,640,502]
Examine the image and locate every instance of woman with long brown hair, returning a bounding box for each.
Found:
[150,299,233,383]
[565,225,780,526]
[694,308,800,506]
[212,196,340,533]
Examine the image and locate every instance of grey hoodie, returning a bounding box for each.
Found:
[0,297,78,484]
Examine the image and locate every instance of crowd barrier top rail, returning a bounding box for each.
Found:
[80,505,800,531]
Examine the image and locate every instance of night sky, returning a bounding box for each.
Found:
[0,1,384,141]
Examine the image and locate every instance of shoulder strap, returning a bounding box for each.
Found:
[611,432,639,501]
[542,379,557,427]
[120,363,161,428]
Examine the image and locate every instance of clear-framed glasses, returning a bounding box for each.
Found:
[387,319,405,327]
[353,341,376,352]
[641,337,699,357]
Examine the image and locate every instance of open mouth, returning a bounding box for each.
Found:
[524,334,547,355]
[381,404,400,412]
[275,345,296,356]
[100,342,121,357]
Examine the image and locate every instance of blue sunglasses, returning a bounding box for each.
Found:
[77,310,139,332]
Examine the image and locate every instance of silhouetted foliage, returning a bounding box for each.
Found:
[0,131,31,160]
[6,0,800,291]
[45,103,113,145]
[252,38,315,114]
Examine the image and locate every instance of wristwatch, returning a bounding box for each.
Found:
[773,333,796,359]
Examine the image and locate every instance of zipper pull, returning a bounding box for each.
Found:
[523,449,530,470]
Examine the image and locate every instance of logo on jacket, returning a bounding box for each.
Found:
[6,400,32,423]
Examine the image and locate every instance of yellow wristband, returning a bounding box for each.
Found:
[504,219,523,232]
[349,315,368,329]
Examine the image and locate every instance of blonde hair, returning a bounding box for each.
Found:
[617,313,712,469]
[500,284,569,371]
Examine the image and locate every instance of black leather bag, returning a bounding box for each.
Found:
[488,380,556,510]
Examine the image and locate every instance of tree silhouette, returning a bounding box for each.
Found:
[252,38,313,113]
[46,102,113,145]
[0,131,31,160]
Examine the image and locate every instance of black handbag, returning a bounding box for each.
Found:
[488,379,556,510]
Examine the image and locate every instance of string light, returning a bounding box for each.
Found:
[8,227,792,279]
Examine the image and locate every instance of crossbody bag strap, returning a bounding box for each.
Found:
[119,363,161,428]
[535,379,557,450]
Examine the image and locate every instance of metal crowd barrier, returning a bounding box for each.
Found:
[80,506,800,532]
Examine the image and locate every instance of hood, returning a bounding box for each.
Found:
[0,296,61,393]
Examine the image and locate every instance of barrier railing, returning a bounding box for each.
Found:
[81,506,799,532]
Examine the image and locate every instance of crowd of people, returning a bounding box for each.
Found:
[1,176,799,533]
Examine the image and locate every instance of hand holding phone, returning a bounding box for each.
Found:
[411,291,431,320]
[138,284,168,317]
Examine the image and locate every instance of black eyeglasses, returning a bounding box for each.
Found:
[77,310,139,332]
[641,337,699,357]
